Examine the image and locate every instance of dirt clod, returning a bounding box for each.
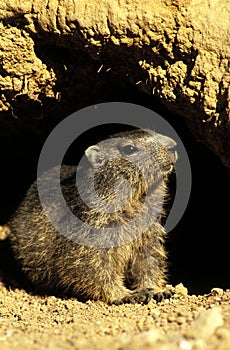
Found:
[211,288,224,297]
[0,226,10,240]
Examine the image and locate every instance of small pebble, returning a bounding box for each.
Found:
[179,339,192,350]
[187,307,223,340]
[175,283,188,296]
[211,288,224,297]
[0,226,10,240]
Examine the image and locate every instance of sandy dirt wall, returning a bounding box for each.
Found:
[0,0,229,166]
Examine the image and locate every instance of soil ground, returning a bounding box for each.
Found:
[0,227,230,350]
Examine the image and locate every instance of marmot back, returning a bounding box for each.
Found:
[8,129,177,304]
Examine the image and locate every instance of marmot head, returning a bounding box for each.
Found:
[85,128,177,182]
[81,129,177,217]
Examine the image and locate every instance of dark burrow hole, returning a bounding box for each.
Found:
[0,76,229,297]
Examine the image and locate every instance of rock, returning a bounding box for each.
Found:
[175,283,188,297]
[0,226,10,240]
[186,307,223,340]
[211,288,224,297]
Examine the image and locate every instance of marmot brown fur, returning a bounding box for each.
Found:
[8,129,177,304]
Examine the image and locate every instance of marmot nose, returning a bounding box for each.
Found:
[160,146,177,175]
[143,129,178,163]
[168,145,178,163]
[153,134,178,163]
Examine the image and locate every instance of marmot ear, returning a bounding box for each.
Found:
[85,145,105,167]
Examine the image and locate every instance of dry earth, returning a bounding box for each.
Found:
[1,227,230,350]
[0,283,230,350]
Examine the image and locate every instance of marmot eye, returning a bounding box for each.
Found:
[122,144,138,155]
